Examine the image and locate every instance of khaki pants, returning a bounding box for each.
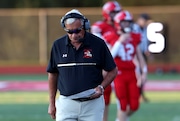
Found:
[56,95,105,121]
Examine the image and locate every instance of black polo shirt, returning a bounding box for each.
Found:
[47,32,116,96]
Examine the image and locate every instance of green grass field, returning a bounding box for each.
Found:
[0,73,180,121]
[0,72,180,81]
[0,102,180,121]
[0,91,180,121]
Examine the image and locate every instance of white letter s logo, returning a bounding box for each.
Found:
[147,22,165,53]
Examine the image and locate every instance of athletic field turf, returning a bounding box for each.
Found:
[0,73,180,121]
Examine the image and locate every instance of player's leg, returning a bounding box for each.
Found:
[103,84,112,121]
[127,72,140,116]
[118,110,127,121]
[115,102,131,121]
[140,80,149,102]
[103,105,108,121]
[115,99,129,121]
[114,74,128,121]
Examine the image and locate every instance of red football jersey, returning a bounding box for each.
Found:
[91,21,116,46]
[115,33,141,70]
[104,32,141,70]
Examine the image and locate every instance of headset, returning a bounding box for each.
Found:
[60,12,90,30]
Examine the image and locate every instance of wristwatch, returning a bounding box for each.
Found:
[98,85,104,94]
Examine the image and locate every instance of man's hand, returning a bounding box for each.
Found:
[90,86,104,99]
[48,103,56,120]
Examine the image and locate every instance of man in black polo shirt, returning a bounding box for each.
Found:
[47,9,117,121]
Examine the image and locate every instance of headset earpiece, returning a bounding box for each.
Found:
[60,13,90,30]
[60,16,65,28]
[83,18,91,30]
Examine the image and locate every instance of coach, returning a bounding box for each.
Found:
[47,9,117,121]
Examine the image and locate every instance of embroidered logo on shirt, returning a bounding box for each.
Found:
[62,54,67,58]
[83,49,92,58]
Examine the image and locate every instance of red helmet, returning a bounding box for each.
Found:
[102,1,122,21]
[114,10,133,33]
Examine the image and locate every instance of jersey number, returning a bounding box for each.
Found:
[118,43,134,61]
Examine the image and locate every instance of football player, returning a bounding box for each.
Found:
[91,1,122,121]
[108,10,147,121]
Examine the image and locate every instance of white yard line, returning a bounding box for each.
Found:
[0,80,180,91]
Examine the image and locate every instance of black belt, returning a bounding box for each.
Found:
[72,97,92,102]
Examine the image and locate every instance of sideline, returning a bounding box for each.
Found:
[0,80,180,91]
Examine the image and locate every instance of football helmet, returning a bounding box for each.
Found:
[102,1,122,21]
[114,10,133,33]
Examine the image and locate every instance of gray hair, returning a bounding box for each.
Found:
[64,18,84,26]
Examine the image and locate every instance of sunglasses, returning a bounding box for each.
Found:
[64,27,83,34]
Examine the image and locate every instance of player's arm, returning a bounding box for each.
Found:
[136,47,148,84]
[48,72,58,119]
[133,55,142,87]
[110,33,130,58]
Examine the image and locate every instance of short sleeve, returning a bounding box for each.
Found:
[101,41,116,71]
[46,43,58,73]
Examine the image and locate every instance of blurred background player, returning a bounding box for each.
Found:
[107,10,147,121]
[91,1,122,121]
[136,13,152,61]
[136,13,152,102]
